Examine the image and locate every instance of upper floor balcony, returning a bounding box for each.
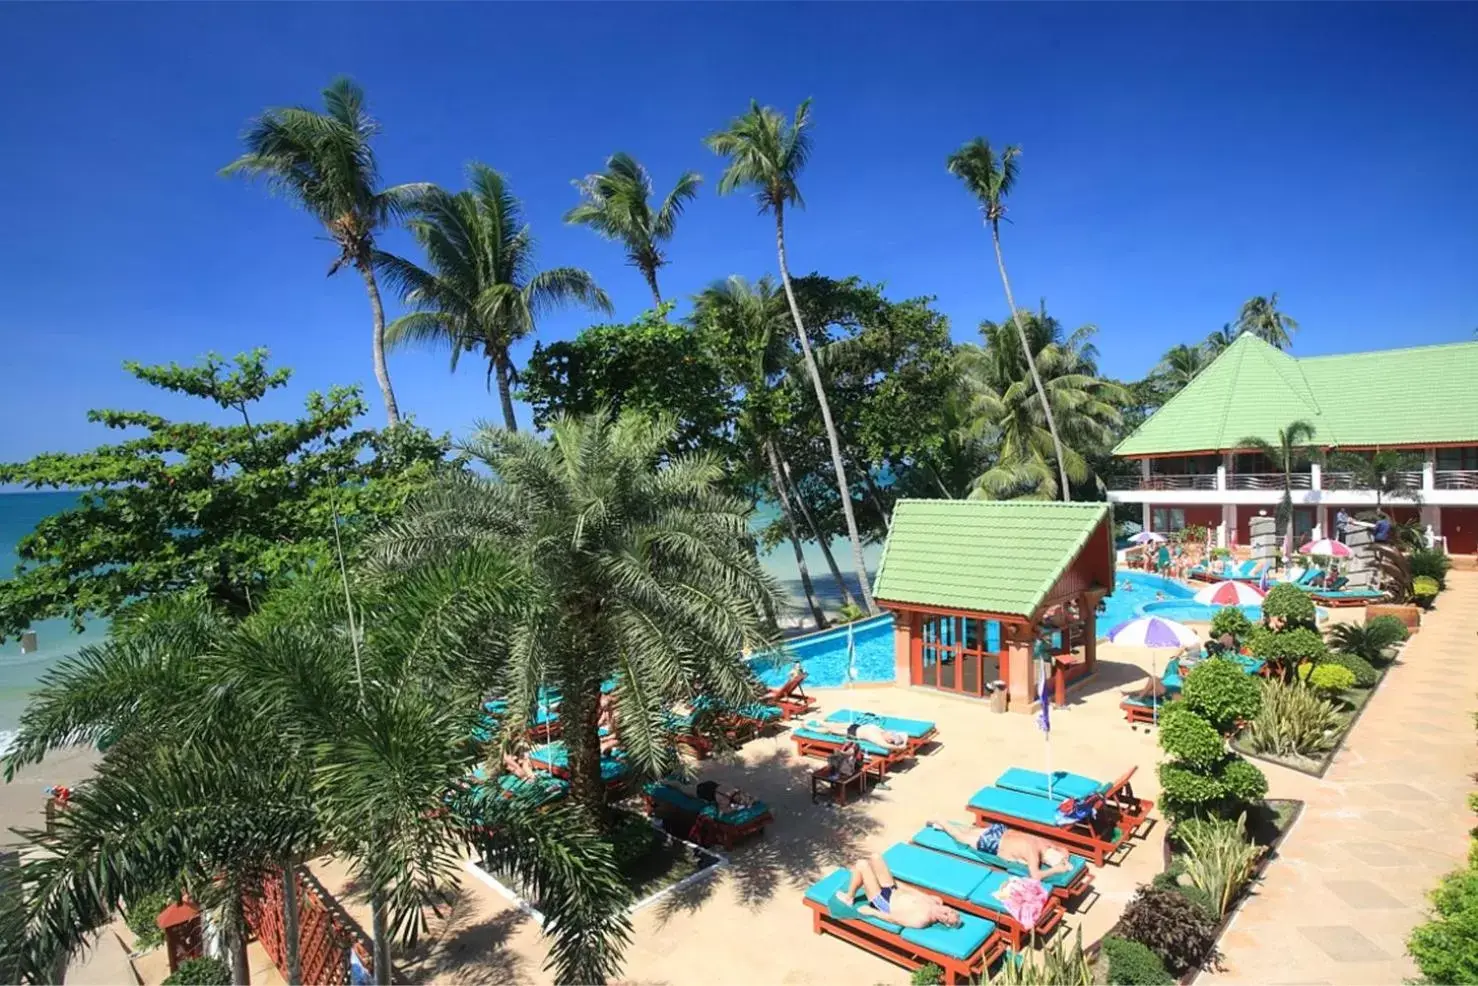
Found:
[1109,457,1478,498]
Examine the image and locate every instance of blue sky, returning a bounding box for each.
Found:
[1,3,1475,462]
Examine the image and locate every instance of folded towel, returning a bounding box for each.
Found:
[994,876,1049,928]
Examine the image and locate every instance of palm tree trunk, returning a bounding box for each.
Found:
[989,224,1069,502]
[765,443,830,628]
[858,466,892,529]
[371,894,391,986]
[645,268,664,310]
[773,207,878,615]
[563,684,608,828]
[359,264,402,427]
[494,354,519,432]
[281,864,302,986]
[222,889,250,986]
[779,452,856,613]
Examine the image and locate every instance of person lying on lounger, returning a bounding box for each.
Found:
[597,694,622,754]
[502,752,539,782]
[1121,677,1172,701]
[693,779,753,812]
[804,718,908,752]
[836,855,963,929]
[926,819,1074,881]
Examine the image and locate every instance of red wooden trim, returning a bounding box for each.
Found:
[880,600,1033,626]
[802,899,1006,985]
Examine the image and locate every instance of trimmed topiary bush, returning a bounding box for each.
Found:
[1323,650,1378,688]
[163,958,232,986]
[1261,582,1317,629]
[1218,756,1269,803]
[1305,663,1356,698]
[1158,704,1226,769]
[1208,606,1254,644]
[1102,935,1174,985]
[1250,626,1328,671]
[1182,657,1262,732]
[1157,753,1267,822]
[1413,575,1440,608]
[1117,885,1221,977]
[125,890,172,952]
[1407,868,1478,986]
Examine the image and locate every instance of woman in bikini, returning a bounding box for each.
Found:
[835,855,963,930]
[926,819,1074,881]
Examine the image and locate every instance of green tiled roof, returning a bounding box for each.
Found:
[1115,333,1478,456]
[872,499,1112,618]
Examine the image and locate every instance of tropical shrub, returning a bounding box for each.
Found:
[1117,885,1220,977]
[1178,524,1208,547]
[1150,868,1217,920]
[836,602,866,623]
[1407,868,1478,985]
[1249,626,1328,670]
[1182,657,1261,732]
[1158,755,1267,822]
[911,963,944,985]
[990,929,1091,985]
[1177,813,1264,917]
[1243,679,1343,758]
[1101,936,1174,986]
[1323,650,1378,688]
[1219,757,1270,803]
[1261,582,1317,629]
[1208,606,1253,644]
[1409,547,1452,589]
[1327,618,1407,666]
[1158,705,1225,768]
[124,889,171,952]
[609,814,661,872]
[1414,575,1440,608]
[163,958,233,986]
[1304,663,1356,699]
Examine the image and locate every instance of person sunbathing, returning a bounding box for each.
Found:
[835,855,962,929]
[927,819,1073,881]
[1121,676,1172,701]
[693,779,752,812]
[502,752,539,782]
[597,694,622,754]
[805,718,908,752]
[765,662,806,699]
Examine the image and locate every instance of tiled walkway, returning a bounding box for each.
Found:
[1204,570,1478,985]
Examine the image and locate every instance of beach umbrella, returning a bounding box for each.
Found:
[1299,537,1352,558]
[1129,531,1166,545]
[1105,616,1198,725]
[1192,581,1266,606]
[1032,636,1055,798]
[845,620,858,724]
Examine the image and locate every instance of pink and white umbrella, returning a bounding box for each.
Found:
[1129,531,1166,545]
[1192,580,1266,606]
[1299,538,1352,558]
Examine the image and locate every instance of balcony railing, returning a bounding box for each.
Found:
[1126,474,1219,491]
[1228,472,1311,491]
[1325,470,1423,491]
[1436,469,1478,490]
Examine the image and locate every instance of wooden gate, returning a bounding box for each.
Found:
[243,867,374,985]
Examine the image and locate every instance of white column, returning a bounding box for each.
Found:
[1317,505,1328,540]
[1222,503,1236,546]
[1310,462,1322,490]
[1140,459,1151,481]
[1423,447,1436,491]
[1142,503,1152,530]
[1222,451,1234,490]
[1216,462,1227,491]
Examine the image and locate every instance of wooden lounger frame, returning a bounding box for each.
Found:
[897,869,1064,951]
[911,837,1097,905]
[642,788,773,850]
[801,897,1006,986]
[966,769,1155,867]
[790,732,908,780]
[765,674,818,719]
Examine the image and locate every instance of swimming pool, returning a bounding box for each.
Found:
[749,614,897,687]
[1101,569,1323,631]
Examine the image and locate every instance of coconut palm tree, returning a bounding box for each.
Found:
[369,410,785,820]
[959,312,1125,500]
[706,100,878,615]
[1323,448,1425,515]
[1235,294,1299,350]
[947,139,1071,504]
[1236,420,1318,538]
[1154,342,1212,395]
[376,164,612,432]
[223,77,428,427]
[1204,323,1239,354]
[565,153,701,307]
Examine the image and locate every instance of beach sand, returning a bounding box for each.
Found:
[1,744,98,847]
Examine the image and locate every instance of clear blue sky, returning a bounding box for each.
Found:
[2,3,1475,463]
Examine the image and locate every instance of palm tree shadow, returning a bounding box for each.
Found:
[396,890,532,985]
[650,745,882,925]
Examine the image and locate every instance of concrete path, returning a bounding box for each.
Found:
[1205,570,1478,985]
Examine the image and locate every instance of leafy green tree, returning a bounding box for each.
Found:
[1322,448,1424,515]
[1235,420,1317,539]
[1234,294,1298,350]
[957,309,1125,500]
[521,307,734,458]
[947,138,1070,502]
[1153,343,1212,397]
[377,164,612,432]
[564,152,702,306]
[707,99,878,614]
[368,411,785,819]
[222,77,428,426]
[1204,324,1239,354]
[0,351,450,641]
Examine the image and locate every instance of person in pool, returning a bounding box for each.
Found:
[805,718,909,752]
[835,855,963,929]
[926,819,1074,881]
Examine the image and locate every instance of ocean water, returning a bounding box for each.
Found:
[0,491,876,739]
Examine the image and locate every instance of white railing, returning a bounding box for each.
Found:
[1120,473,1219,491]
[1325,470,1422,491]
[1435,470,1478,490]
[1228,472,1311,491]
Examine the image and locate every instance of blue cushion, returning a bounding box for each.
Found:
[645,783,771,825]
[792,726,893,757]
[529,743,626,779]
[497,774,568,805]
[966,786,1068,827]
[881,844,987,900]
[911,827,1086,892]
[803,870,997,961]
[483,700,508,714]
[531,706,560,727]
[1121,695,1169,710]
[826,710,935,738]
[995,768,1105,802]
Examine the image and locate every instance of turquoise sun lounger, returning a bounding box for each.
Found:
[825,710,937,739]
[879,843,1061,948]
[528,742,629,783]
[642,782,772,828]
[790,726,896,759]
[910,826,1089,896]
[995,768,1105,802]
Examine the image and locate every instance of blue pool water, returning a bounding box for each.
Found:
[750,615,898,687]
[1100,569,1323,631]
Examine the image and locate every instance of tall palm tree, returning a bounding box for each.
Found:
[947,139,1070,503]
[1204,323,1239,354]
[223,77,428,426]
[369,411,785,819]
[1236,420,1317,538]
[1323,448,1424,515]
[377,164,612,432]
[564,153,702,307]
[959,313,1125,500]
[706,100,878,615]
[1154,342,1212,395]
[1235,294,1298,350]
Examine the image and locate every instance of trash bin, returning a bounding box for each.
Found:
[989,681,1008,714]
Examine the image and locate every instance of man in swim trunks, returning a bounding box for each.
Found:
[835,855,962,930]
[927,819,1073,881]
[805,719,909,752]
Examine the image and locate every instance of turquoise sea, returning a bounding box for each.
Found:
[0,491,878,742]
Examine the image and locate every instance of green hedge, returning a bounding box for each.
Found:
[1102,935,1174,985]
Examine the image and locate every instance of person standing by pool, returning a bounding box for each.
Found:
[1156,542,1172,576]
[1335,508,1350,544]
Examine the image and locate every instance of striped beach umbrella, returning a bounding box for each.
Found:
[1105,616,1200,649]
[1300,537,1352,558]
[1129,531,1166,545]
[1192,580,1266,606]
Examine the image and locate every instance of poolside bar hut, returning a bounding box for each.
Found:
[872,500,1116,712]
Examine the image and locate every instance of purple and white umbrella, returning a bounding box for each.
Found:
[1129,531,1167,545]
[1105,616,1198,726]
